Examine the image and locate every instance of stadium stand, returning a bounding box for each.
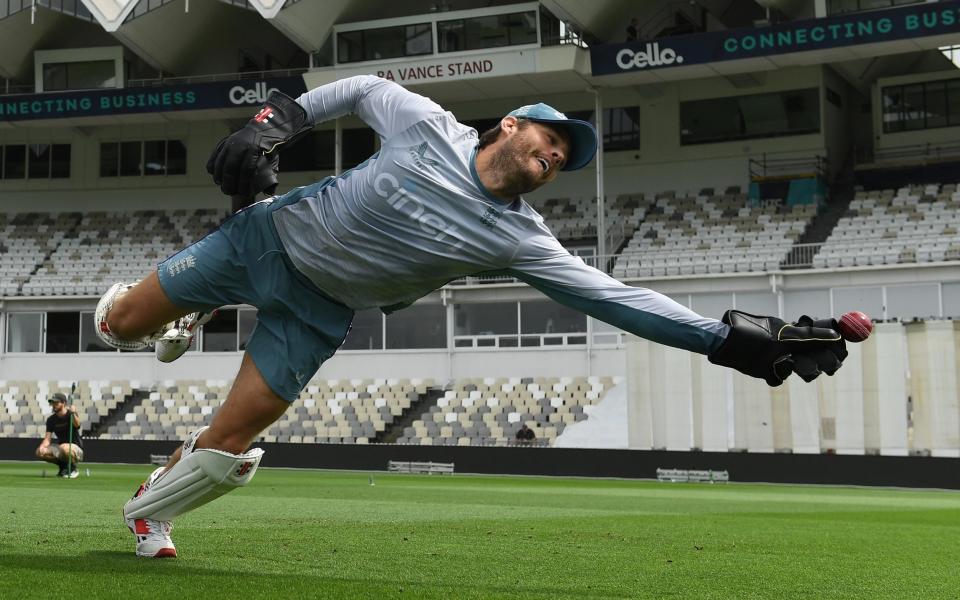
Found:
[813,184,960,268]
[2,376,623,447]
[397,375,619,447]
[612,189,815,278]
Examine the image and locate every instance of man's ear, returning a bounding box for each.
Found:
[500,116,519,136]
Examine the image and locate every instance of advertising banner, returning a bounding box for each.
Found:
[0,76,307,122]
[591,1,960,76]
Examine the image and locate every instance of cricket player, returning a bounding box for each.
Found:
[94,75,847,558]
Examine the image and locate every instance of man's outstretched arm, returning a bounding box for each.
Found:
[208,75,442,196]
[506,233,846,386]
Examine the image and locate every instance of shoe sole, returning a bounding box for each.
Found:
[137,548,177,558]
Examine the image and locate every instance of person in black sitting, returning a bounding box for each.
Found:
[36,393,84,478]
[515,423,536,445]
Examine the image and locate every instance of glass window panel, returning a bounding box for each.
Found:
[3,144,25,179]
[238,308,257,351]
[681,89,818,145]
[358,23,431,61]
[341,309,383,350]
[120,141,141,176]
[100,142,119,177]
[690,292,734,321]
[923,81,948,129]
[51,144,71,178]
[337,30,364,63]
[202,309,238,352]
[6,313,42,352]
[503,11,537,45]
[886,284,940,320]
[942,282,960,318]
[948,80,960,127]
[386,304,446,349]
[882,85,905,133]
[454,302,517,336]
[832,287,884,321]
[281,130,334,172]
[80,312,114,352]
[438,19,465,52]
[405,23,432,56]
[166,140,186,174]
[46,311,80,353]
[143,140,166,175]
[343,128,376,169]
[27,143,51,179]
[901,83,925,131]
[784,289,830,322]
[605,106,639,151]
[520,300,586,334]
[464,15,507,50]
[42,63,68,91]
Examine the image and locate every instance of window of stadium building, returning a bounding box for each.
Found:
[386,304,446,349]
[201,309,239,352]
[42,60,116,92]
[438,11,538,52]
[882,78,960,133]
[680,88,820,145]
[827,0,926,15]
[337,23,432,63]
[80,312,115,352]
[45,311,80,354]
[519,301,587,346]
[5,312,42,353]
[99,140,186,177]
[1,143,70,179]
[278,130,376,172]
[341,309,384,351]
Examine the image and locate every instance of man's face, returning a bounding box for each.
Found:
[50,400,64,412]
[490,118,570,196]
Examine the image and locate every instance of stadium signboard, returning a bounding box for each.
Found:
[0,76,307,122]
[591,1,960,75]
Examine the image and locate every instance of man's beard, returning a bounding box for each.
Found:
[489,136,539,197]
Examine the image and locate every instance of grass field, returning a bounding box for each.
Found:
[1,462,959,599]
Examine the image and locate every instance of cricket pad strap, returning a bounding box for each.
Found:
[123,429,264,521]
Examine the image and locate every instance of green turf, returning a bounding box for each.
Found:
[1,462,958,599]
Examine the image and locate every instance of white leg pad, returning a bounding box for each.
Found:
[123,428,264,521]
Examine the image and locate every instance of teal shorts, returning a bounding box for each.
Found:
[157,181,354,401]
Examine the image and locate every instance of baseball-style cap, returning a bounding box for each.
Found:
[48,393,67,404]
[506,103,598,171]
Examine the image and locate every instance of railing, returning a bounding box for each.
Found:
[127,67,309,88]
[749,154,828,181]
[855,141,960,166]
[453,333,588,348]
[782,242,824,269]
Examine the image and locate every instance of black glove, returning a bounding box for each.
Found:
[708,310,848,387]
[207,91,311,197]
[230,153,279,213]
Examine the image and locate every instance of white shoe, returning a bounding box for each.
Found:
[125,468,177,558]
[128,517,177,558]
[155,310,218,363]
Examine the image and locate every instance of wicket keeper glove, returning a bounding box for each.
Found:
[207,91,311,197]
[707,310,847,387]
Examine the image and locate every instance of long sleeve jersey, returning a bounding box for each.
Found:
[271,75,729,355]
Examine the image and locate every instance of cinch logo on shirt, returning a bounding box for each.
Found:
[374,173,465,250]
[408,142,440,169]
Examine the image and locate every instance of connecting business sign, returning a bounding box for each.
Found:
[591,1,960,75]
[0,76,307,122]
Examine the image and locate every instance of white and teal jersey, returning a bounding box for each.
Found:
[272,75,729,355]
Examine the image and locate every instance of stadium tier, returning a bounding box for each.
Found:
[1,377,620,447]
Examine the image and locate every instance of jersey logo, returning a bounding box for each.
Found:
[480,206,502,230]
[408,142,440,169]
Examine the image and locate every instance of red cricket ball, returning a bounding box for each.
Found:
[838,311,873,343]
